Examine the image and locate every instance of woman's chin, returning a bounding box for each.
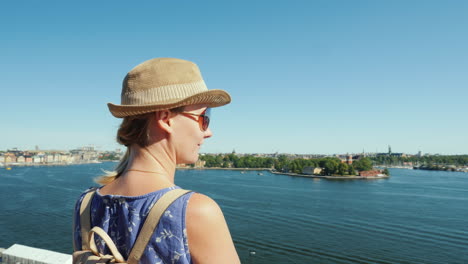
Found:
[177,154,199,165]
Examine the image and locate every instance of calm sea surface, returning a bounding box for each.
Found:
[1,163,467,263]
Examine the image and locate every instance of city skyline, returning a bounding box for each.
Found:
[2,1,467,155]
[0,145,459,156]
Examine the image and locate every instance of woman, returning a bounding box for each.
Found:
[73,58,240,264]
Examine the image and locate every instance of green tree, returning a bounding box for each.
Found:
[354,157,373,171]
[264,158,275,168]
[348,165,356,175]
[338,163,348,176]
[227,153,237,162]
[234,158,245,168]
[215,155,223,167]
[290,160,299,173]
[274,155,290,172]
[323,160,339,175]
[383,168,390,175]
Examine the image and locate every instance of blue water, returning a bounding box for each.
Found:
[1,163,467,263]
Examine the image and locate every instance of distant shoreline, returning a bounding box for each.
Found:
[176,167,390,179]
[1,163,391,179]
[0,161,104,167]
[269,170,389,179]
[2,163,390,179]
[176,167,270,171]
[376,165,468,173]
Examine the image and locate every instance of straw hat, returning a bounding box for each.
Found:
[108,58,231,118]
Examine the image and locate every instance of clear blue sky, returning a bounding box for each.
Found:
[1,0,467,155]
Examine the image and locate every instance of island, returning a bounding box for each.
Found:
[180,152,391,180]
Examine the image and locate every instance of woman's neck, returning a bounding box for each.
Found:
[127,143,176,183]
[99,142,177,196]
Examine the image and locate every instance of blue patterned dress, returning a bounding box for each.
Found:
[73,186,194,264]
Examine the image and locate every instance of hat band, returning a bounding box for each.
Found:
[121,80,208,105]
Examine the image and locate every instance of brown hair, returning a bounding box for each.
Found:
[95,107,185,185]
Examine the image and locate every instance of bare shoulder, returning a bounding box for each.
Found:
[186,193,240,264]
[187,193,223,219]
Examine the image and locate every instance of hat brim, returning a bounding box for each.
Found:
[107,89,231,118]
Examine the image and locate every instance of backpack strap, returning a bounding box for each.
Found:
[88,226,126,263]
[79,189,97,250]
[127,188,192,264]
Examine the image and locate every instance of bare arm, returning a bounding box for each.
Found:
[186,193,241,264]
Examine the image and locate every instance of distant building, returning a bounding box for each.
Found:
[376,152,406,157]
[81,146,95,152]
[17,156,25,163]
[302,166,323,175]
[25,156,33,163]
[32,155,41,163]
[359,170,384,177]
[346,155,353,164]
[194,159,206,168]
[4,153,17,163]
[60,154,70,163]
[53,154,61,162]
[7,148,23,157]
[46,154,54,163]
[338,154,355,165]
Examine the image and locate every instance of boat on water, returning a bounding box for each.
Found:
[3,162,12,170]
[257,172,263,175]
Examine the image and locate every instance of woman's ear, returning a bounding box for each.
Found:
[155,110,174,134]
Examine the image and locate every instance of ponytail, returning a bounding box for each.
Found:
[95,148,130,185]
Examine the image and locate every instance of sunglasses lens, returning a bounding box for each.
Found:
[202,108,211,131]
[202,116,210,131]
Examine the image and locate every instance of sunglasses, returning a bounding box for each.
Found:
[180,108,211,131]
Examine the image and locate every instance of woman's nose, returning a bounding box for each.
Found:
[204,127,213,138]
